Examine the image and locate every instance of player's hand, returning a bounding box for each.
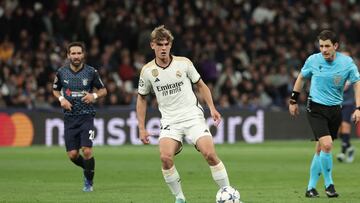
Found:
[139,128,150,144]
[352,109,360,124]
[289,103,299,117]
[81,92,96,104]
[60,99,72,111]
[210,108,222,127]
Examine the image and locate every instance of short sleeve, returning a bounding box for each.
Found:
[186,60,201,83]
[301,56,313,79]
[92,69,105,89]
[348,60,360,84]
[138,70,152,95]
[53,71,62,91]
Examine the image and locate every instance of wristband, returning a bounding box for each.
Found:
[92,93,98,100]
[58,96,64,102]
[289,100,297,105]
[290,91,300,102]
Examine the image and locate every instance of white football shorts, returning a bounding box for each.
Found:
[159,118,212,145]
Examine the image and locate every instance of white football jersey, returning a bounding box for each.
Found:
[138,56,205,124]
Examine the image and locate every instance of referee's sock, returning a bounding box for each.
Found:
[340,133,350,153]
[71,155,85,169]
[83,157,95,184]
[319,151,333,188]
[307,153,321,190]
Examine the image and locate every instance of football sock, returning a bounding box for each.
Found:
[162,166,185,200]
[83,157,95,184]
[210,161,230,188]
[340,133,350,153]
[71,155,85,169]
[319,151,333,187]
[307,153,321,190]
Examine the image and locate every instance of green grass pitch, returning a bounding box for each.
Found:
[0,140,359,203]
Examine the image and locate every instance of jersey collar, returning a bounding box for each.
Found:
[155,55,173,69]
[68,63,86,74]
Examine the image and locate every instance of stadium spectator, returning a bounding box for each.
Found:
[0,1,360,110]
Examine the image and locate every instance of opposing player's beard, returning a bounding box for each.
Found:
[70,58,84,68]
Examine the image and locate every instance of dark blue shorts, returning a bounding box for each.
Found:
[341,104,355,123]
[64,114,95,151]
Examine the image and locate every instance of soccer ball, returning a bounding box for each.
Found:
[216,186,241,203]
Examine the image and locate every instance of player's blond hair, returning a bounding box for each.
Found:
[150,25,174,43]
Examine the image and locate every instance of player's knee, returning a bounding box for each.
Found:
[68,151,79,160]
[321,143,333,152]
[160,153,173,167]
[202,151,218,163]
[82,147,93,158]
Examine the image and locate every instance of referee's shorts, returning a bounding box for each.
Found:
[306,100,342,141]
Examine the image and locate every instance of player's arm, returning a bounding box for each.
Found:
[352,81,360,123]
[53,90,72,111]
[289,73,305,117]
[52,72,72,111]
[195,79,221,126]
[82,88,107,104]
[136,94,150,144]
[94,87,107,98]
[82,69,107,104]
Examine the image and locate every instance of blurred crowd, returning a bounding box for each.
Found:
[1,0,360,110]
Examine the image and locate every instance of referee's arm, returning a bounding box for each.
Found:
[289,73,305,116]
[292,73,305,93]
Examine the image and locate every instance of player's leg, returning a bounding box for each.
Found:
[337,121,352,162]
[64,117,84,168]
[318,136,335,184]
[81,146,94,191]
[186,118,230,188]
[305,102,339,198]
[195,136,230,188]
[67,150,83,168]
[159,137,186,202]
[306,142,321,198]
[80,115,95,192]
[319,108,341,198]
[67,137,84,169]
[340,120,352,152]
[341,120,354,163]
[338,105,354,163]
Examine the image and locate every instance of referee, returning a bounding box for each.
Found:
[289,30,360,198]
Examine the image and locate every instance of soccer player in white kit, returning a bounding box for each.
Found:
[136,25,230,203]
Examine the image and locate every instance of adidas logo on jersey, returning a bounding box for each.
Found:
[154,78,160,82]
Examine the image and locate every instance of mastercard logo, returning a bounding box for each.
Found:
[0,113,34,146]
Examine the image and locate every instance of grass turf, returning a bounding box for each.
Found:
[0,140,359,203]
